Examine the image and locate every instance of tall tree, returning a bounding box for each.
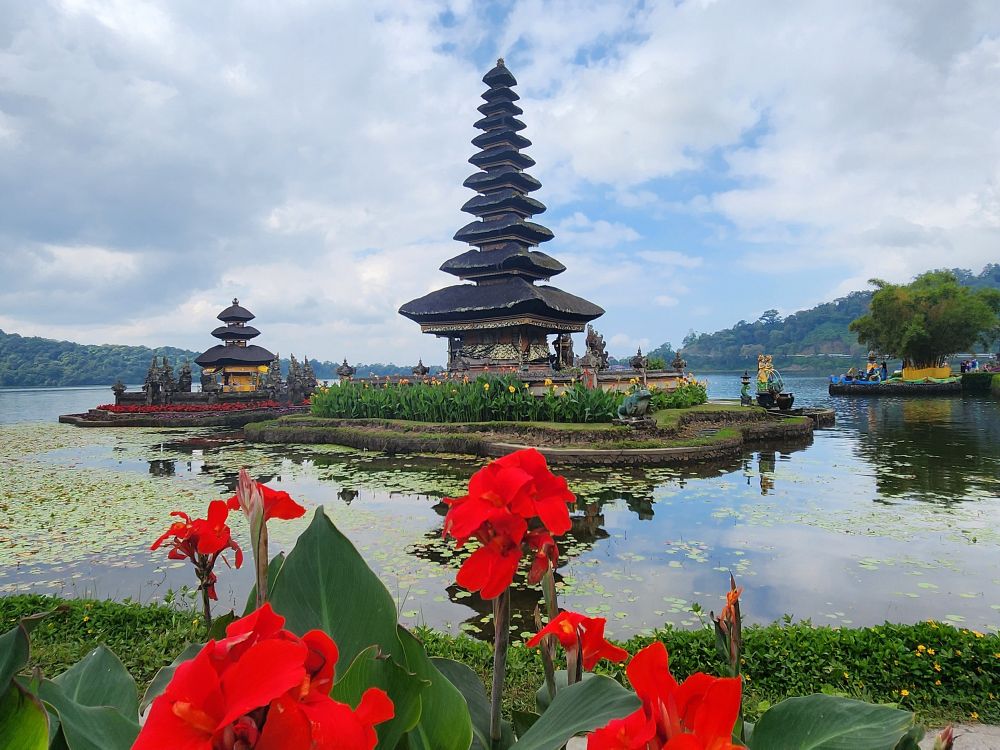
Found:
[849,270,1000,368]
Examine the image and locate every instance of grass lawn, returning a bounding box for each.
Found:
[2,594,995,727]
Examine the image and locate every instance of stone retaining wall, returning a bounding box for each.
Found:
[58,406,309,428]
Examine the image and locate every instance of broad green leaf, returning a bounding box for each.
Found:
[510,675,639,750]
[398,629,473,750]
[512,711,540,738]
[430,657,493,750]
[37,679,138,750]
[268,509,406,672]
[0,682,48,750]
[331,645,424,750]
[749,695,918,750]
[139,643,202,713]
[0,610,58,693]
[534,670,595,713]
[52,646,137,717]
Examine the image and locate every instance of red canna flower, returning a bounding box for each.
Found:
[444,449,574,598]
[454,510,528,599]
[226,479,306,522]
[150,501,242,601]
[527,612,628,671]
[134,604,393,750]
[586,709,657,749]
[587,642,741,750]
[526,528,558,584]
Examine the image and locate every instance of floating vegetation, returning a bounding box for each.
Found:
[2,416,999,636]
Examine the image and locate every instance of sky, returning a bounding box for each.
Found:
[2,0,999,365]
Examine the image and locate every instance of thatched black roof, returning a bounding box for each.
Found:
[399,278,603,324]
[195,344,274,368]
[211,324,261,341]
[217,298,255,322]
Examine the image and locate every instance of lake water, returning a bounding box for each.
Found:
[1,379,998,641]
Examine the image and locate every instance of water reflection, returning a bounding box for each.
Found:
[3,379,1000,636]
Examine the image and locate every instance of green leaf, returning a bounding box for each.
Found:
[512,711,540,738]
[268,509,405,672]
[331,645,424,750]
[0,610,59,693]
[398,628,473,750]
[37,679,138,750]
[510,675,640,750]
[431,657,500,750]
[0,682,49,750]
[207,610,237,641]
[534,670,596,713]
[52,646,137,717]
[749,695,919,750]
[139,643,202,713]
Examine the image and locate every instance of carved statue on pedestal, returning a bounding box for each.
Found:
[629,347,648,372]
[553,333,574,370]
[581,325,609,370]
[336,358,356,381]
[177,359,192,393]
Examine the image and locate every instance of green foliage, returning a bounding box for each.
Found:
[312,376,625,423]
[748,695,919,749]
[961,371,996,393]
[850,270,1000,368]
[651,380,708,409]
[655,264,1000,373]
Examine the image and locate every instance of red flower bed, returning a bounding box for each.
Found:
[96,400,285,414]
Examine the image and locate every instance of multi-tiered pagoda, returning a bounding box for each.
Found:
[195,299,274,391]
[399,59,603,372]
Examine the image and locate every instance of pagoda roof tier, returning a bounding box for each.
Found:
[211,324,261,341]
[195,344,274,368]
[217,298,255,322]
[461,190,546,218]
[472,130,531,150]
[464,168,541,194]
[399,277,603,327]
[483,61,517,88]
[473,113,527,132]
[477,100,523,117]
[482,86,519,103]
[454,216,553,247]
[469,145,535,171]
[440,245,565,280]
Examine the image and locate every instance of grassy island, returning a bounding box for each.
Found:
[2,595,994,727]
[244,401,821,465]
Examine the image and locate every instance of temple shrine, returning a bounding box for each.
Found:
[195,299,275,392]
[399,59,604,372]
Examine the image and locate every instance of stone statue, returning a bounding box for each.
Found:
[412,359,429,377]
[582,325,609,370]
[617,389,652,420]
[629,347,648,372]
[200,369,218,393]
[303,357,318,391]
[177,359,192,393]
[111,379,126,405]
[266,354,283,389]
[143,356,161,405]
[553,333,574,370]
[671,350,687,372]
[336,358,356,380]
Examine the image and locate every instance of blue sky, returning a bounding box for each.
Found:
[2,1,999,364]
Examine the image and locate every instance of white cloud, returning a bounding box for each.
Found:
[4,1,1000,364]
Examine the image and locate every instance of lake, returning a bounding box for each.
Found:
[1,379,998,641]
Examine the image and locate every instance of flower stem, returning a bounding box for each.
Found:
[255,519,269,608]
[490,588,511,749]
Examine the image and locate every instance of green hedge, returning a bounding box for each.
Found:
[2,595,994,726]
[310,375,707,424]
[961,371,996,394]
[993,373,1000,396]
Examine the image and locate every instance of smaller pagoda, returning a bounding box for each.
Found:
[195,299,274,392]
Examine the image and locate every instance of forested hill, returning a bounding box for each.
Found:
[649,265,1000,373]
[0,330,437,387]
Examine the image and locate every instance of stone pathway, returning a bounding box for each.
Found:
[565,725,1000,749]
